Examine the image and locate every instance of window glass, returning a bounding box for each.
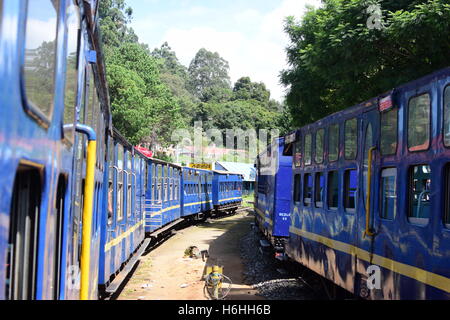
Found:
[380,108,398,155]
[24,0,60,119]
[409,165,431,222]
[363,123,373,206]
[315,129,324,164]
[303,174,313,207]
[329,124,339,162]
[304,134,312,165]
[408,94,430,151]
[345,119,358,159]
[381,168,397,220]
[445,165,450,227]
[444,86,450,147]
[315,173,324,208]
[344,169,357,211]
[327,171,339,209]
[63,0,79,142]
[294,141,302,167]
[293,174,301,203]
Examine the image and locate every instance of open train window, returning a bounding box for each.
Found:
[294,141,302,167]
[23,0,60,125]
[380,168,397,220]
[293,175,301,204]
[303,174,313,207]
[117,144,124,221]
[315,172,324,208]
[304,134,312,166]
[329,124,339,162]
[408,94,431,152]
[380,108,398,155]
[408,165,431,224]
[443,86,450,147]
[344,169,357,213]
[327,171,339,210]
[315,129,324,164]
[345,118,358,160]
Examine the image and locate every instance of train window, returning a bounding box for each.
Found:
[444,164,450,227]
[127,172,132,217]
[303,174,313,207]
[327,171,339,210]
[294,141,302,167]
[304,134,312,166]
[315,129,324,164]
[23,0,60,121]
[444,86,450,147]
[117,144,124,221]
[329,124,339,162]
[380,108,398,155]
[408,94,431,152]
[408,165,431,223]
[314,173,324,208]
[345,118,358,159]
[380,168,397,220]
[344,169,357,212]
[63,0,80,142]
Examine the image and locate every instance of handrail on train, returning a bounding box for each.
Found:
[364,147,376,238]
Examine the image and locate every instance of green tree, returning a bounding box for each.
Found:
[188,48,232,102]
[281,0,450,127]
[232,77,270,103]
[99,0,138,47]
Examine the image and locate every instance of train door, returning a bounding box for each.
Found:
[356,107,381,297]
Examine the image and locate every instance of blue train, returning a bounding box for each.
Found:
[270,67,450,299]
[0,0,243,300]
[254,137,293,253]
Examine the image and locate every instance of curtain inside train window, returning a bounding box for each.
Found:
[408,94,430,152]
[24,0,60,120]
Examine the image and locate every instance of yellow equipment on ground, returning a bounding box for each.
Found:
[204,265,232,300]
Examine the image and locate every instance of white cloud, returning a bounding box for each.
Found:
[133,0,321,102]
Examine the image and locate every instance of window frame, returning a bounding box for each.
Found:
[304,133,312,166]
[315,129,325,164]
[303,173,313,207]
[407,92,432,153]
[343,168,357,213]
[314,172,324,208]
[327,170,339,211]
[407,164,431,225]
[380,167,397,221]
[442,85,450,148]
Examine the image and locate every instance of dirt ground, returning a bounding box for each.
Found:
[117,211,264,300]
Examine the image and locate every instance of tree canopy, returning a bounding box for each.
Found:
[281,0,450,127]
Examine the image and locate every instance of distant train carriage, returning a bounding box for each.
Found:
[283,67,450,299]
[254,137,293,252]
[212,171,243,213]
[145,159,182,234]
[181,168,212,220]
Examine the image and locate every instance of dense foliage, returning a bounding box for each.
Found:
[282,0,450,127]
[98,0,288,152]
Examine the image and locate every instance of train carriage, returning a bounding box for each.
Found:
[254,137,293,252]
[145,159,182,234]
[283,67,450,300]
[212,171,243,213]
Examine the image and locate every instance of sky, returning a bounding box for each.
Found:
[128,0,321,102]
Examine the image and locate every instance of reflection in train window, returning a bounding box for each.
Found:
[345,118,358,159]
[380,108,398,155]
[408,94,430,152]
[409,165,431,223]
[444,86,450,147]
[315,129,324,164]
[380,168,397,220]
[329,124,339,162]
[24,0,60,120]
[304,134,312,166]
[327,171,339,210]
